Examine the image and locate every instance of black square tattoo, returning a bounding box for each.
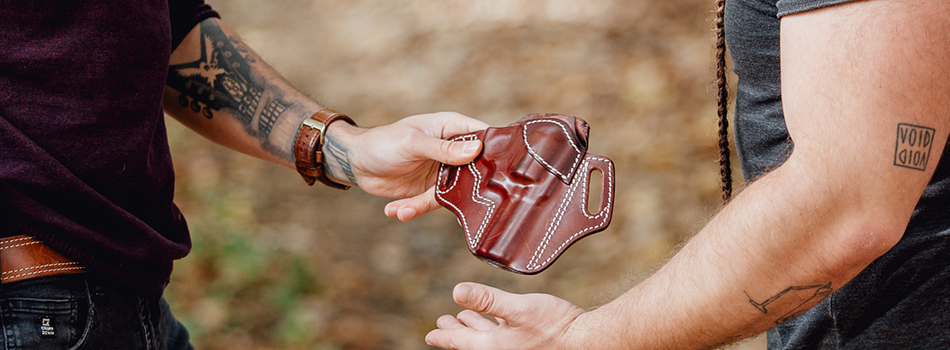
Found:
[894,123,936,171]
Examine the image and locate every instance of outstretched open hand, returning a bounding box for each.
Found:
[321,112,489,221]
[425,282,588,350]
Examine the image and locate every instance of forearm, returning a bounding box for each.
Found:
[423,154,912,350]
[574,158,905,349]
[163,17,320,168]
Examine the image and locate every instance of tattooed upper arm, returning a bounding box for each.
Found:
[894,124,936,172]
[166,19,313,163]
[778,2,950,213]
[168,20,273,128]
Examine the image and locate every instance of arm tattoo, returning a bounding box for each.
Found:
[324,135,359,186]
[167,20,292,159]
[745,282,832,324]
[894,123,936,171]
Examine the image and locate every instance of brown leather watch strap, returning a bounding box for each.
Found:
[294,108,357,189]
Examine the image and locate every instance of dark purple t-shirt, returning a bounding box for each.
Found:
[0,0,218,291]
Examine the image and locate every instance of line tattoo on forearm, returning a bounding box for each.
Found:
[745,282,832,324]
[894,123,936,171]
[324,135,358,186]
[167,20,289,157]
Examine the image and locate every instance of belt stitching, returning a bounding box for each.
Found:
[2,262,82,276]
[0,236,86,283]
[0,241,41,250]
[3,267,86,281]
[0,236,34,245]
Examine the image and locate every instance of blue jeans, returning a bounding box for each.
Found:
[0,275,193,350]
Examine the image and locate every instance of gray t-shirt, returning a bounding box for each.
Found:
[725,0,950,348]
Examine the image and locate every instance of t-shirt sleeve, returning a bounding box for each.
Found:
[776,0,862,17]
[169,0,220,51]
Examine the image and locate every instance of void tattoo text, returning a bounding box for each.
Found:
[894,123,935,171]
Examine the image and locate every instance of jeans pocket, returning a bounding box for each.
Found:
[0,279,92,350]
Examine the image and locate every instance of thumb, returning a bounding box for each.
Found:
[453,283,526,323]
[419,138,482,166]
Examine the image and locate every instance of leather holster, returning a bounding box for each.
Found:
[436,114,615,274]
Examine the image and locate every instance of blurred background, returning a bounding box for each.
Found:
[164,0,759,349]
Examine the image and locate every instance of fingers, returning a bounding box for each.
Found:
[456,310,498,331]
[425,328,464,350]
[436,315,467,330]
[429,284,587,350]
[426,325,492,350]
[427,316,466,350]
[426,313,501,350]
[453,283,527,324]
[384,187,440,222]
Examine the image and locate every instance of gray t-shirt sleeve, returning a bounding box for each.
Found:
[776,0,863,17]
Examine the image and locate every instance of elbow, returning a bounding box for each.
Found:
[827,219,905,275]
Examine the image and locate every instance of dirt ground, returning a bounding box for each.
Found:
[164,0,765,349]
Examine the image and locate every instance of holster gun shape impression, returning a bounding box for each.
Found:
[436,114,615,274]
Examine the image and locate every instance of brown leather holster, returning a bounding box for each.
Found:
[436,114,615,274]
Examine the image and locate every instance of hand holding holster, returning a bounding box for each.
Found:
[436,114,615,274]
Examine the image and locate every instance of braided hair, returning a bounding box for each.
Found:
[714,0,732,204]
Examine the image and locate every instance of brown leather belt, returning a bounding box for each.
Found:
[1,235,86,284]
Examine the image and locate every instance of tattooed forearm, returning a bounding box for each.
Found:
[745,282,832,324]
[167,20,295,160]
[894,123,936,171]
[324,134,359,186]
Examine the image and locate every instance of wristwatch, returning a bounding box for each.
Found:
[293,108,357,189]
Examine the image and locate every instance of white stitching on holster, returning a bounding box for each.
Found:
[523,120,583,182]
